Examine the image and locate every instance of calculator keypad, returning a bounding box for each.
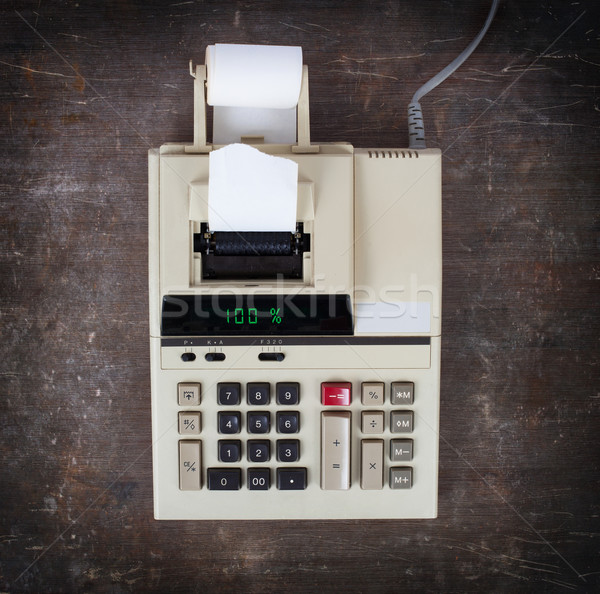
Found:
[177,380,418,492]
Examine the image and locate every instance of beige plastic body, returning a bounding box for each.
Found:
[148,143,442,519]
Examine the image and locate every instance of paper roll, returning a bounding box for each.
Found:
[206,44,303,109]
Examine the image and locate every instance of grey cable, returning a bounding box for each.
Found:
[408,0,500,149]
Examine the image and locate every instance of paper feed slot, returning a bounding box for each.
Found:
[194,223,310,279]
[189,179,314,280]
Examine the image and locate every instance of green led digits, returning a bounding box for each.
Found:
[225,308,258,324]
[225,307,282,325]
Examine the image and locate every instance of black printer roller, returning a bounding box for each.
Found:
[212,232,292,256]
[194,222,310,279]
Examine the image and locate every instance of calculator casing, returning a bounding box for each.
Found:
[149,142,442,519]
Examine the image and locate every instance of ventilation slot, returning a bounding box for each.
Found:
[367,150,419,159]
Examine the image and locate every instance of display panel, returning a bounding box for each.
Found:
[161,294,354,336]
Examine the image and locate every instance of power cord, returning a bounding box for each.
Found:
[408,0,500,149]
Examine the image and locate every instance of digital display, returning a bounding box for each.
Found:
[161,294,353,336]
[225,306,282,326]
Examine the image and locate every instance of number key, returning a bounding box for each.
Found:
[207,468,241,490]
[218,411,241,434]
[217,382,241,405]
[247,382,270,405]
[276,382,299,405]
[277,439,300,462]
[247,468,270,491]
[247,412,271,434]
[247,440,270,462]
[277,411,300,434]
[218,440,241,463]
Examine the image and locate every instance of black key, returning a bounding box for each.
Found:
[218,440,241,463]
[277,439,300,462]
[277,411,299,433]
[247,440,271,463]
[218,411,241,434]
[217,382,241,405]
[276,382,300,405]
[208,468,241,490]
[247,411,271,434]
[247,382,270,405]
[277,468,307,490]
[247,468,270,490]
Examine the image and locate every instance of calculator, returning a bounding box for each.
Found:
[148,63,441,520]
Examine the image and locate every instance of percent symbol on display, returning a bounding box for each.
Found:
[270,308,282,324]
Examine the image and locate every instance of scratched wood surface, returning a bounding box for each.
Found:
[1,0,599,592]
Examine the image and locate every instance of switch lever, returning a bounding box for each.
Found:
[258,352,285,362]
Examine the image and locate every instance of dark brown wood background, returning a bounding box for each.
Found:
[1,1,598,592]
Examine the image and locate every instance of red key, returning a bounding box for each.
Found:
[321,382,352,406]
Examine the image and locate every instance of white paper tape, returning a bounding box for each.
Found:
[206,44,303,109]
[208,144,298,232]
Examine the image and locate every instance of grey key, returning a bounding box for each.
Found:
[390,439,413,462]
[390,410,414,433]
[390,467,412,489]
[391,382,414,405]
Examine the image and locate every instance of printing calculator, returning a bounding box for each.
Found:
[148,56,442,520]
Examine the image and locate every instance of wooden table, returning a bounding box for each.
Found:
[1,1,598,591]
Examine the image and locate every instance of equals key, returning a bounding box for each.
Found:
[321,411,351,490]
